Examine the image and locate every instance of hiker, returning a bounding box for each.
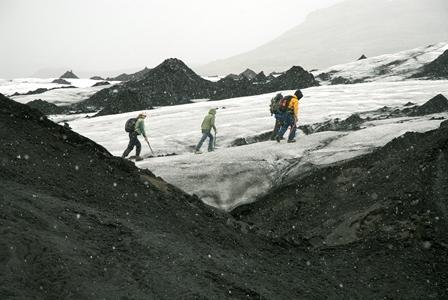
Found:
[121,112,148,161]
[195,108,217,154]
[275,89,303,143]
[269,93,283,140]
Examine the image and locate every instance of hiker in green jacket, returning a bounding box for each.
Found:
[195,108,217,154]
[122,112,148,161]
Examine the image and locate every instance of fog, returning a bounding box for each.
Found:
[0,0,344,78]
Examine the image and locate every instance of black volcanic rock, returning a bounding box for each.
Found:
[210,65,318,101]
[74,59,318,116]
[52,78,71,84]
[106,67,151,81]
[90,76,104,80]
[358,54,367,60]
[239,68,257,80]
[271,66,318,90]
[93,88,152,117]
[91,81,110,87]
[59,70,79,79]
[252,71,268,83]
[413,50,448,79]
[26,99,67,115]
[299,113,364,134]
[224,73,240,80]
[410,94,448,116]
[11,85,76,97]
[75,59,213,115]
[330,76,353,85]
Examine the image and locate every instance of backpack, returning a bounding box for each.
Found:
[269,93,283,114]
[278,95,293,112]
[125,118,137,132]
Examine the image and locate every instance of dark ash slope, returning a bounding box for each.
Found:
[0,94,347,299]
[232,120,448,298]
[2,93,447,299]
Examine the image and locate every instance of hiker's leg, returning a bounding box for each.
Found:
[288,123,297,141]
[135,137,142,156]
[195,132,208,151]
[122,133,135,157]
[207,132,214,151]
[276,114,289,138]
[271,118,281,139]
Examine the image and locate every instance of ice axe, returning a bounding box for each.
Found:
[145,137,155,156]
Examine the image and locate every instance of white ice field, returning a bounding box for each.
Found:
[1,43,448,211]
[62,80,448,211]
[0,78,119,106]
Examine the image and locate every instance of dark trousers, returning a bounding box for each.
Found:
[122,132,141,157]
[276,112,297,141]
[195,130,214,151]
[270,118,282,140]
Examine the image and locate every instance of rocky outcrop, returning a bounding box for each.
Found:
[73,59,318,116]
[90,76,104,80]
[358,54,367,60]
[91,81,110,87]
[52,78,71,84]
[240,68,257,80]
[26,99,68,115]
[413,50,448,79]
[59,70,79,79]
[75,59,213,115]
[11,85,76,97]
[106,67,151,81]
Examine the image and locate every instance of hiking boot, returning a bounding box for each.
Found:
[287,139,296,143]
[194,150,202,154]
[135,156,144,161]
[275,136,281,143]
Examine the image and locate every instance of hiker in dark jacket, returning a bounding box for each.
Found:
[275,89,303,143]
[269,93,283,140]
[195,108,217,154]
[122,112,148,161]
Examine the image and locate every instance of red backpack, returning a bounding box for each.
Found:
[278,95,293,112]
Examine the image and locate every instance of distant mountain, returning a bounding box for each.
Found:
[195,0,448,75]
[73,58,317,116]
[59,70,79,79]
[314,43,448,84]
[106,67,151,81]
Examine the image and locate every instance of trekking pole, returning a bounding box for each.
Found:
[214,131,217,150]
[145,138,155,156]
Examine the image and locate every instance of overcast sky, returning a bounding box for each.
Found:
[0,0,346,78]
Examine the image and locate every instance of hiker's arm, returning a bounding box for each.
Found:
[294,101,299,122]
[212,116,216,132]
[138,119,147,137]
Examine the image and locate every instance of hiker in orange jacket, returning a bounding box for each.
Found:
[275,89,303,143]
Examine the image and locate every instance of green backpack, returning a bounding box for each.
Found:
[269,93,283,115]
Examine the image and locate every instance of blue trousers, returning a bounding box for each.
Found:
[195,130,214,151]
[275,112,297,141]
